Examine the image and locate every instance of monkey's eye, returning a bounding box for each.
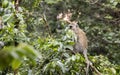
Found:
[69,26,73,29]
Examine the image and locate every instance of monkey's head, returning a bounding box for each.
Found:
[68,21,79,31]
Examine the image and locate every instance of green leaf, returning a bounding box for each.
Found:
[2,0,9,8]
[110,68,116,74]
[45,0,62,4]
[11,59,22,70]
[2,14,13,22]
[64,45,73,50]
[57,61,66,73]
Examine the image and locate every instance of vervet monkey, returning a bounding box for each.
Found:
[57,12,101,75]
[68,22,101,75]
[69,22,88,53]
[68,22,90,75]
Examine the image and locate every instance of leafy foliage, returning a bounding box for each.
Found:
[0,43,40,70]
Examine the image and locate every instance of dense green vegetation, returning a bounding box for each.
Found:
[0,0,120,75]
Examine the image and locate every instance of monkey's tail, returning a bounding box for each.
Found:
[89,61,102,75]
[86,60,90,75]
[83,49,102,75]
[83,49,90,75]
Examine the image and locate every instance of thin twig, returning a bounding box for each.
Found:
[42,14,51,36]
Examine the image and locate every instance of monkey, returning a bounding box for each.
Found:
[57,12,101,75]
[69,22,88,53]
[68,22,101,75]
[68,22,90,75]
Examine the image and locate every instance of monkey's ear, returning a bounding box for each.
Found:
[72,21,78,24]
